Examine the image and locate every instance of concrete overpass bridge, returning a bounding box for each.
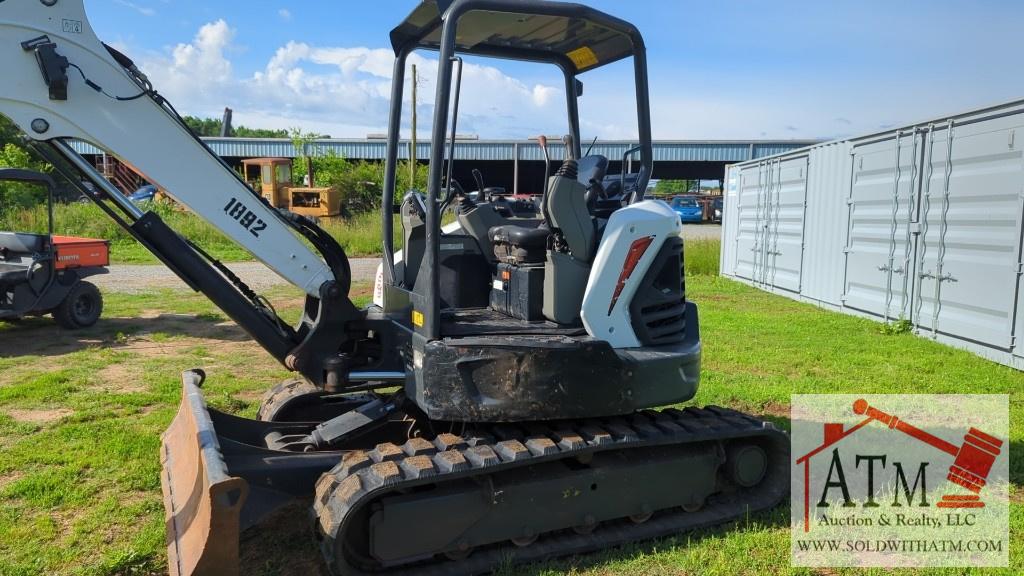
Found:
[71,137,818,194]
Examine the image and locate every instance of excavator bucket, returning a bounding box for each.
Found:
[160,371,248,576]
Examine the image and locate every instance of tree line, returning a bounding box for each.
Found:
[181,116,299,139]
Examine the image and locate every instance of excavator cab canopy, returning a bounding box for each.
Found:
[381,0,654,341]
[389,0,643,73]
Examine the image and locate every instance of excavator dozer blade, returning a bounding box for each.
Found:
[160,370,248,576]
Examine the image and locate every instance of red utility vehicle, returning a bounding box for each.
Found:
[0,169,108,328]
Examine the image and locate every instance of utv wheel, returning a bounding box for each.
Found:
[257,378,325,421]
[54,281,102,329]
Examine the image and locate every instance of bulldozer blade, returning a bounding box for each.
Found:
[161,369,249,576]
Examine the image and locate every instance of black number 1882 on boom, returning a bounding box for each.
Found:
[223,198,267,238]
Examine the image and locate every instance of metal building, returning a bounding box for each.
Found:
[68,138,815,193]
[721,98,1024,370]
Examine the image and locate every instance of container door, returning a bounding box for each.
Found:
[912,117,1024,348]
[763,156,808,292]
[721,165,740,275]
[733,162,767,281]
[843,132,921,319]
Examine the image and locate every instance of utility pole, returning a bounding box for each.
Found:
[410,64,417,188]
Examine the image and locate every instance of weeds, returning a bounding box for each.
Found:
[686,238,720,276]
[879,318,914,335]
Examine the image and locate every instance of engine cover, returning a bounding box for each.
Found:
[581,200,684,348]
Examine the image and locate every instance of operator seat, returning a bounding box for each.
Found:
[0,233,47,286]
[489,225,547,263]
[487,155,608,264]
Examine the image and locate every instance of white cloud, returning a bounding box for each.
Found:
[138,20,565,139]
[278,9,292,22]
[113,0,155,17]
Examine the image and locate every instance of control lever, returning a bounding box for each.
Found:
[537,136,552,224]
[471,168,485,197]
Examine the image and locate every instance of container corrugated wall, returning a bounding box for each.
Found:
[800,141,851,305]
[720,98,1024,370]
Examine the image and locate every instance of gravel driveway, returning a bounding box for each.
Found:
[93,225,719,294]
[92,258,381,294]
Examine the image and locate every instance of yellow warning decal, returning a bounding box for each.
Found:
[412,310,424,327]
[566,46,598,70]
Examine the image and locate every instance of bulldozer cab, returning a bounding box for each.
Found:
[379,0,656,341]
[240,157,292,208]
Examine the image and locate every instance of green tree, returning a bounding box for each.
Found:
[311,153,427,214]
[654,179,696,196]
[235,125,293,138]
[0,142,50,212]
[1,115,22,149]
[290,127,317,186]
[181,115,294,138]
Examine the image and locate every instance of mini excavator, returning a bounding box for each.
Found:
[0,1,788,574]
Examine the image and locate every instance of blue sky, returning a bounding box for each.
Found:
[88,0,1024,140]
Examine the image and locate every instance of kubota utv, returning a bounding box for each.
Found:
[0,0,788,574]
[0,169,107,329]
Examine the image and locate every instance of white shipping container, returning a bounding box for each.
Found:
[720,99,1024,370]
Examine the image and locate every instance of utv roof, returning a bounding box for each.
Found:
[389,0,643,73]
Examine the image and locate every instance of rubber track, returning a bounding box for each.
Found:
[312,406,789,576]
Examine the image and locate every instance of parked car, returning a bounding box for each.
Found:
[711,197,723,223]
[670,196,704,223]
[127,184,157,204]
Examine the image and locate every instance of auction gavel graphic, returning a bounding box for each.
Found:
[852,399,1003,508]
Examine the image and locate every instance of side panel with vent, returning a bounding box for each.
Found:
[628,236,687,345]
[581,200,683,348]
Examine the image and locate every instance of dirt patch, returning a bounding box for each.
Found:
[131,312,247,341]
[94,363,147,393]
[239,500,329,575]
[233,389,264,404]
[350,284,374,301]
[0,470,25,491]
[758,402,790,419]
[7,407,73,424]
[0,311,254,359]
[119,336,257,358]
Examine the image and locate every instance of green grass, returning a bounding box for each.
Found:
[0,202,399,263]
[685,238,720,276]
[0,255,1021,575]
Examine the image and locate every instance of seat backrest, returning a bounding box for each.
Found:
[0,232,47,255]
[545,166,596,262]
[576,155,608,189]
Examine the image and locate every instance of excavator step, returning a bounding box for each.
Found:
[312,406,789,575]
